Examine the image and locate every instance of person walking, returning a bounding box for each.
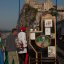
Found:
[6,28,19,64]
[0,32,4,64]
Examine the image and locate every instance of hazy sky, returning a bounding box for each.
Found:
[0,0,25,30]
[0,0,64,30]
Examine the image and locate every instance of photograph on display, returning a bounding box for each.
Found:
[45,19,52,27]
[45,28,51,35]
[48,46,56,57]
[30,33,35,40]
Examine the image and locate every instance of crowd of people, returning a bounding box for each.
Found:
[0,27,28,64]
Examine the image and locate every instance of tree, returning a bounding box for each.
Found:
[18,4,37,27]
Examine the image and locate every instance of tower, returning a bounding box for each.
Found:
[25,0,53,10]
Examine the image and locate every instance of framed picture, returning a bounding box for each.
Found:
[45,28,51,35]
[45,19,52,27]
[48,46,56,57]
[30,33,35,40]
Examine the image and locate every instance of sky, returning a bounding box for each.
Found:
[0,0,25,30]
[0,0,64,30]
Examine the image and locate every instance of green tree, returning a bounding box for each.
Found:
[19,4,37,27]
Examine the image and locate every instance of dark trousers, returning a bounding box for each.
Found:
[18,53,26,64]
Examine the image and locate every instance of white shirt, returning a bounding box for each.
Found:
[18,31,27,54]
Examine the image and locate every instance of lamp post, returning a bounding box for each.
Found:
[17,0,20,32]
[55,0,57,16]
[19,0,20,18]
[56,0,57,10]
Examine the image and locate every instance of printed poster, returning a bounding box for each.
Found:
[30,33,35,40]
[48,46,56,57]
[45,19,52,27]
[45,28,51,35]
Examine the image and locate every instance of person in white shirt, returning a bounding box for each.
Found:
[17,26,27,64]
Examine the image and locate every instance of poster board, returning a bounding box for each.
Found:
[45,19,52,27]
[48,46,56,57]
[45,28,51,35]
[30,33,35,40]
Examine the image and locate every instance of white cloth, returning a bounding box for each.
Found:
[18,48,27,54]
[18,32,27,53]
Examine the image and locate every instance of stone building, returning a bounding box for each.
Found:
[25,0,53,11]
[25,0,64,22]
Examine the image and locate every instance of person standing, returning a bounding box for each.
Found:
[6,28,19,64]
[17,26,27,64]
[0,32,4,64]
